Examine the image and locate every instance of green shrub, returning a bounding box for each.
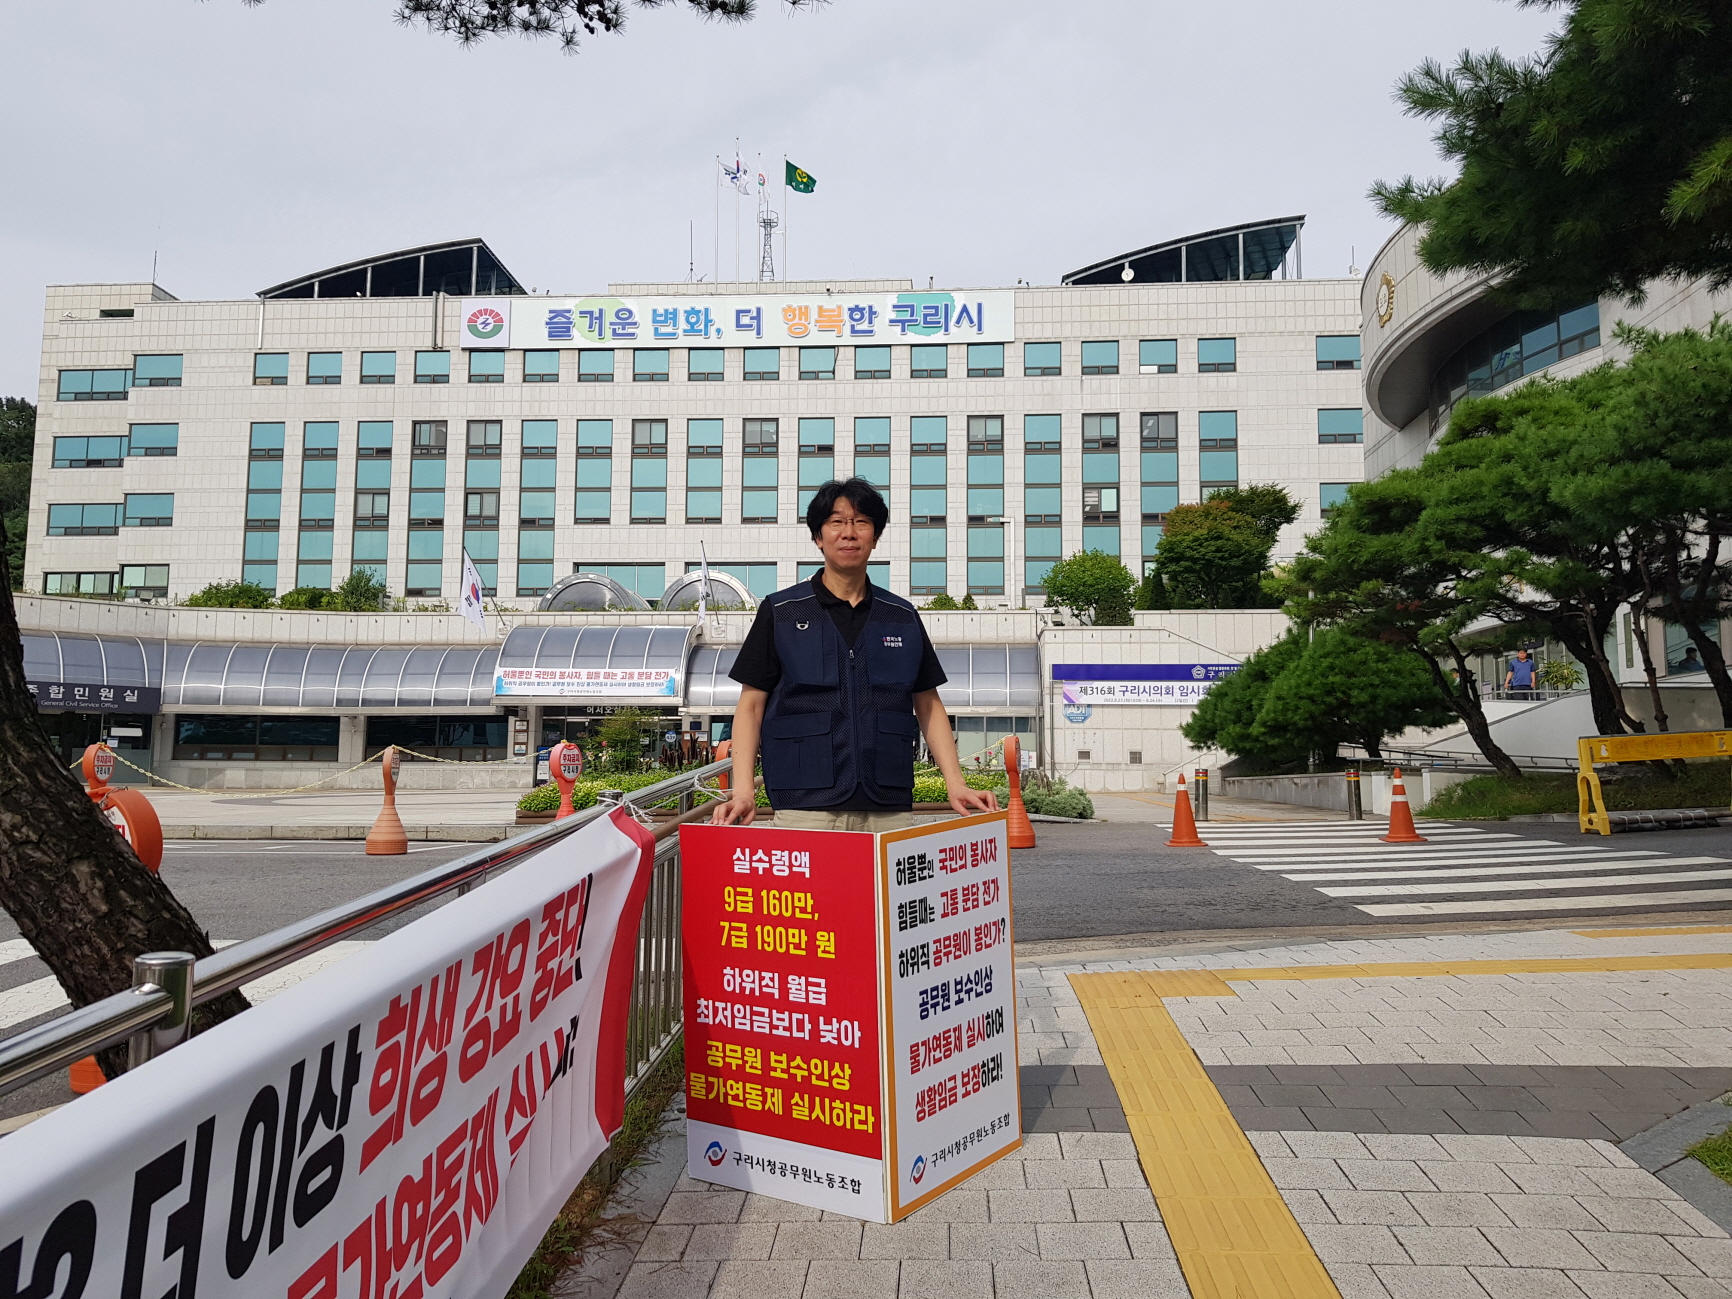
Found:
[516,770,679,813]
[183,580,275,609]
[276,586,331,610]
[988,777,1094,819]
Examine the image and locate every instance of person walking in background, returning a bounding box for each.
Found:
[710,478,999,830]
[1505,649,1537,700]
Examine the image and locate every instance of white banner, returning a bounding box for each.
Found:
[0,809,659,1299]
[461,290,1016,350]
[495,667,680,699]
[1062,680,1217,706]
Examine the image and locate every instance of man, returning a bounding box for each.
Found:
[1505,648,1537,699]
[710,478,999,830]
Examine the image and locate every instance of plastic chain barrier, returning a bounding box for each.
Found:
[98,745,391,798]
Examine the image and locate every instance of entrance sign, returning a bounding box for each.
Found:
[0,809,658,1299]
[681,813,1018,1222]
[495,667,679,699]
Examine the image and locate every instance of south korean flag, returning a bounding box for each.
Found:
[459,547,488,633]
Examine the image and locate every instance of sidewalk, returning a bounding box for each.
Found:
[138,786,532,840]
[561,921,1732,1298]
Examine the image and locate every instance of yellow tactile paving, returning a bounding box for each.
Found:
[1574,924,1732,938]
[1071,971,1342,1299]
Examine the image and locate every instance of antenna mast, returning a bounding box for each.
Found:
[758,208,779,281]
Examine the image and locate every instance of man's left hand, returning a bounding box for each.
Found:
[948,782,1000,816]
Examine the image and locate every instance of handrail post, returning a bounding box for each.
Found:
[128,951,196,1069]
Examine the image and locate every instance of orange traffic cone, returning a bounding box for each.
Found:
[1381,768,1428,843]
[366,746,409,856]
[69,1056,107,1093]
[1166,772,1208,847]
[1003,736,1036,849]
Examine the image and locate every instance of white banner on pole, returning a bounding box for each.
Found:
[0,808,658,1299]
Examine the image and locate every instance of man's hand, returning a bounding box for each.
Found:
[710,791,759,825]
[947,781,1000,816]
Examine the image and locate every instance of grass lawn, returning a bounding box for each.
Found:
[1422,758,1732,820]
[1689,1121,1732,1188]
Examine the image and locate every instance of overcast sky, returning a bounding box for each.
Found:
[0,0,1561,396]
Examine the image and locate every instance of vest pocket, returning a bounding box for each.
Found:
[762,713,834,791]
[875,710,920,788]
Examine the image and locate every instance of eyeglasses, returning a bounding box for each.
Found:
[822,514,869,533]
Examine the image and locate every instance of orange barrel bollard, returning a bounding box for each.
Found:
[1380,767,1428,843]
[1003,735,1037,849]
[715,739,733,791]
[1165,771,1208,847]
[366,745,409,855]
[549,740,585,819]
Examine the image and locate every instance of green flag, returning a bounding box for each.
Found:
[785,160,816,193]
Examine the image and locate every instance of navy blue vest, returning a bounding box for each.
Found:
[757,581,926,810]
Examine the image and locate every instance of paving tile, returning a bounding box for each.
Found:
[1070,1187,1161,1222]
[1281,1188,1339,1224]
[1244,1130,1292,1160]
[617,1259,723,1299]
[1485,1195,1600,1231]
[1451,1111,1544,1138]
[1365,1134,1452,1161]
[1343,1160,1439,1192]
[1391,1224,1504,1266]
[1372,1262,1495,1298]
[1667,1278,1732,1298]
[859,1221,949,1260]
[894,1260,994,1299]
[1480,1227,1602,1270]
[904,1187,987,1224]
[682,1223,778,1260]
[1510,1138,1611,1167]
[1023,1106,1093,1133]
[1583,1166,1681,1198]
[1328,1085,1404,1109]
[1468,1066,1553,1088]
[991,1259,1089,1297]
[1265,1157,1354,1190]
[1100,1158,1149,1188]
[737,1193,825,1222]
[1567,1271,1696,1299]
[958,1157,1026,1189]
[1437,1135,1534,1163]
[945,1222,1042,1261]
[1090,1108,1132,1133]
[1304,1223,1411,1264]
[637,1224,694,1262]
[1237,1105,1314,1130]
[1418,1162,1522,1194]
[1572,1229,1702,1274]
[986,1188,1076,1223]
[1285,1130,1375,1160]
[800,1258,899,1299]
[1405,1065,1490,1087]
[705,1259,808,1299]
[1084,1258,1191,1298]
[1504,1165,1606,1197]
[1521,1112,1620,1142]
[1056,1131,1137,1160]
[1326,1261,1396,1299]
[1324,1189,1429,1226]
[768,1221,862,1260]
[1034,1221,1130,1261]
[658,1191,746,1224]
[1465,1266,1592,1298]
[1592,1111,1672,1141]
[1205,1064,1279,1085]
[1309,1107,1389,1133]
[1578,1195,1720,1235]
[1379,1108,1468,1135]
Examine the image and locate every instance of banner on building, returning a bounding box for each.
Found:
[0,808,658,1299]
[1053,662,1240,707]
[28,681,161,713]
[460,290,1015,351]
[680,813,1019,1223]
[495,667,680,699]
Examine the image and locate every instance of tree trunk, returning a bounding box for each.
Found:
[1423,642,1525,780]
[1660,531,1732,726]
[1630,603,1670,731]
[0,524,247,1077]
[1553,615,1634,736]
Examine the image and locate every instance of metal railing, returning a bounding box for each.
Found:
[0,761,730,1100]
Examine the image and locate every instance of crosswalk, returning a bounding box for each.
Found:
[0,938,375,1037]
[1192,819,1732,917]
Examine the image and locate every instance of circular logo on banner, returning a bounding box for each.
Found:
[1191,665,1206,680]
[558,745,584,781]
[705,1141,727,1167]
[910,1155,926,1184]
[466,307,505,340]
[93,747,116,785]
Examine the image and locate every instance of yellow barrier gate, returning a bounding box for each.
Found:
[1577,730,1732,834]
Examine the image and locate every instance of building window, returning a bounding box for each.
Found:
[408,454,447,526]
[1316,336,1361,370]
[688,348,725,381]
[910,523,948,596]
[357,421,393,458]
[303,421,338,458]
[464,461,501,524]
[521,350,559,383]
[1141,412,1179,527]
[742,418,778,522]
[120,564,169,600]
[51,436,126,468]
[797,418,835,516]
[297,529,334,589]
[685,561,780,600]
[518,526,554,595]
[307,352,342,384]
[577,350,614,382]
[413,351,450,384]
[246,455,283,530]
[966,416,1004,522]
[910,344,948,379]
[175,715,341,762]
[631,420,668,523]
[1080,341,1119,375]
[123,493,174,528]
[634,349,670,382]
[132,355,182,388]
[965,343,1004,378]
[355,491,390,527]
[47,503,120,536]
[405,530,443,595]
[468,351,505,383]
[360,352,397,384]
[520,429,557,526]
[853,417,890,498]
[57,369,131,401]
[1023,342,1061,377]
[364,716,507,763]
[854,345,891,379]
[242,531,277,591]
[298,471,334,527]
[1317,409,1364,444]
[1023,414,1061,525]
[575,419,612,523]
[798,347,836,380]
[1025,523,1060,594]
[521,419,558,457]
[356,421,392,529]
[1199,410,1239,490]
[1428,301,1601,423]
[1321,483,1351,513]
[44,571,118,597]
[911,416,947,455]
[1198,338,1237,373]
[1082,414,1119,527]
[1139,339,1177,374]
[687,418,723,524]
[578,563,667,601]
[968,525,1004,594]
[743,348,780,381]
[411,420,447,457]
[127,424,178,457]
[463,528,498,594]
[250,422,285,458]
[254,353,289,385]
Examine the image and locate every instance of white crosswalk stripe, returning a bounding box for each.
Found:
[1182,818,1732,917]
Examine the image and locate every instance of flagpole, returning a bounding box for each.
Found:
[713,157,720,284]
[783,154,790,283]
[734,137,741,282]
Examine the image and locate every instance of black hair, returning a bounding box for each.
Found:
[806,478,889,540]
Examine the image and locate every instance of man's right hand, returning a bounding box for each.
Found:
[710,791,759,825]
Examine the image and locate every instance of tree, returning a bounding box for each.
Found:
[0,399,33,592]
[381,0,818,52]
[1152,500,1276,609]
[1373,0,1732,306]
[921,593,960,611]
[183,579,276,609]
[1181,631,1308,767]
[0,520,248,1076]
[331,568,391,612]
[1251,628,1456,762]
[1204,484,1300,545]
[1041,550,1134,626]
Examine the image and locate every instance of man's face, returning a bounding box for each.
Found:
[815,498,879,570]
[1517,651,1529,661]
